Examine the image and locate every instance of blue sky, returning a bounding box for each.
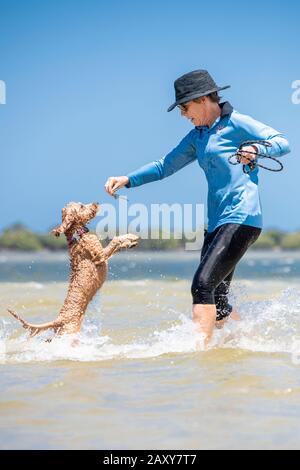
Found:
[0,0,299,232]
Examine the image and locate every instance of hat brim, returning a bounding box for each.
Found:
[167,85,231,112]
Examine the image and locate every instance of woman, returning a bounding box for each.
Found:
[104,69,290,345]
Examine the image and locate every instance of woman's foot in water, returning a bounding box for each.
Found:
[215,309,241,329]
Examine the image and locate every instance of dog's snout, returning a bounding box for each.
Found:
[95,204,101,216]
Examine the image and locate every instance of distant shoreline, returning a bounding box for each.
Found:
[1,224,300,251]
[1,248,300,261]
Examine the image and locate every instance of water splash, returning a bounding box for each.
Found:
[0,314,200,364]
[217,286,300,362]
[1,286,300,364]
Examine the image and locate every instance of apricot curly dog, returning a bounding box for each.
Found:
[8,202,139,337]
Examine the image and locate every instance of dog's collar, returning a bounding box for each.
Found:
[67,226,89,247]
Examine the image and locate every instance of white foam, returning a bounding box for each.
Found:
[2,286,300,364]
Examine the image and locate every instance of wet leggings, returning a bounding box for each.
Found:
[191,223,261,321]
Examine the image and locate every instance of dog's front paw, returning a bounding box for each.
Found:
[118,234,139,249]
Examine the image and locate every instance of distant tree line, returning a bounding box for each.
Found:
[0,223,300,251]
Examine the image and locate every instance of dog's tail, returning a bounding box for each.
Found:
[7,309,62,337]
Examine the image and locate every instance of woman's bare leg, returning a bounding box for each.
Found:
[215,308,241,329]
[192,304,217,346]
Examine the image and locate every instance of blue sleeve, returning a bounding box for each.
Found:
[126,130,197,188]
[233,112,291,158]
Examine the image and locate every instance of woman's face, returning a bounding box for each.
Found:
[178,96,211,127]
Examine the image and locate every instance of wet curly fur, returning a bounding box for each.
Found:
[8,202,139,337]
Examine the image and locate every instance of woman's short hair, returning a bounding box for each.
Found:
[194,92,221,104]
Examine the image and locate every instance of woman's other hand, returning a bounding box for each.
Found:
[237,145,258,164]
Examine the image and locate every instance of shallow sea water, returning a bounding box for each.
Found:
[1,251,300,449]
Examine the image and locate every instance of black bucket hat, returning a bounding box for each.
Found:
[167,69,230,112]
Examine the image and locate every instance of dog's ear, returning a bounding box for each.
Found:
[51,218,74,236]
[51,218,73,237]
[51,205,75,236]
[51,226,63,237]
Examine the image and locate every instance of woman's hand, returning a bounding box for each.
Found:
[104,176,129,196]
[237,145,258,164]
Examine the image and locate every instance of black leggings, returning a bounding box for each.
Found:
[191,223,261,321]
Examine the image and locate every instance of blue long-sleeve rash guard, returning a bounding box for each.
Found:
[125,102,291,232]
